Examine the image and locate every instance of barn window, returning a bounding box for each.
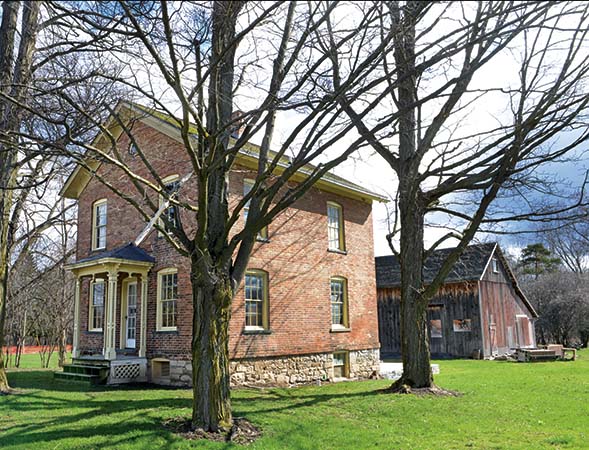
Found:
[453,319,472,332]
[492,258,499,273]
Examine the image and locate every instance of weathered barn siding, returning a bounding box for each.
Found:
[479,257,536,356]
[377,283,484,358]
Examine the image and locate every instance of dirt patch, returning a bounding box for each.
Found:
[380,382,462,397]
[163,416,261,445]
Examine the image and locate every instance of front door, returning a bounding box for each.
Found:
[126,283,137,349]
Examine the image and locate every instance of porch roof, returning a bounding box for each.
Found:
[66,243,154,277]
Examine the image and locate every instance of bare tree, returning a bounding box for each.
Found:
[0,0,41,393]
[13,0,403,431]
[328,1,589,390]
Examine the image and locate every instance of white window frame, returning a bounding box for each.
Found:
[327,201,345,251]
[492,257,499,273]
[92,199,107,250]
[244,269,269,331]
[157,268,178,331]
[330,276,349,329]
[89,279,105,332]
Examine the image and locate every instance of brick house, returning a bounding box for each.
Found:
[57,102,385,386]
[376,243,538,359]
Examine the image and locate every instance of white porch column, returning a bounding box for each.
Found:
[72,277,81,358]
[104,270,118,360]
[139,273,148,358]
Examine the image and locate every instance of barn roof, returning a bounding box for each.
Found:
[375,243,497,288]
[375,242,538,318]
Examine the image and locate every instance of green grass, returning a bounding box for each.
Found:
[4,352,69,370]
[1,352,588,449]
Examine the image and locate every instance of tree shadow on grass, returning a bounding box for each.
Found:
[3,371,386,449]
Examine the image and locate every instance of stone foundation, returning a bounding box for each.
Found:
[148,348,380,387]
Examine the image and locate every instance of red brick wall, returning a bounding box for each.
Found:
[75,119,379,360]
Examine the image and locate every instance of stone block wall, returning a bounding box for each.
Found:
[148,348,380,388]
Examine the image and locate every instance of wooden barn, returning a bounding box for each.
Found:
[376,243,538,358]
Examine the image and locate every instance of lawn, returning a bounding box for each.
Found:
[1,352,588,449]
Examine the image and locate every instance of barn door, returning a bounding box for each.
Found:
[428,305,445,355]
[516,315,531,348]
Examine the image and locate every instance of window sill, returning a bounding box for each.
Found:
[242,328,272,335]
[90,247,106,253]
[155,329,178,334]
[327,248,347,255]
[330,326,351,333]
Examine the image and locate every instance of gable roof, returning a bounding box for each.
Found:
[61,101,388,203]
[376,243,498,288]
[375,242,538,318]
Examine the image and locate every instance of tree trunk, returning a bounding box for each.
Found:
[396,191,433,388]
[190,260,232,432]
[391,1,433,389]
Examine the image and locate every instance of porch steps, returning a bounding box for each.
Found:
[54,359,110,385]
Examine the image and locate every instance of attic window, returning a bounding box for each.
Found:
[129,143,138,156]
[492,258,499,273]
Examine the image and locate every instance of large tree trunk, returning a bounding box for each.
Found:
[397,198,433,388]
[190,260,233,431]
[390,1,434,389]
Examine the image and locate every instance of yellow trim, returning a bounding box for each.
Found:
[89,279,105,332]
[91,199,107,251]
[327,201,345,252]
[330,276,349,329]
[156,268,178,331]
[244,269,269,330]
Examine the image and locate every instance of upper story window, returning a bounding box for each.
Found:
[327,202,345,251]
[157,268,178,331]
[244,269,269,330]
[330,276,349,329]
[92,199,107,250]
[243,178,268,240]
[128,142,138,156]
[492,257,499,273]
[89,280,105,331]
[160,175,180,233]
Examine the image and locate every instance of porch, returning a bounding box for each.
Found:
[59,243,154,384]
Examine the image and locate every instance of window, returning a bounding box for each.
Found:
[492,257,499,273]
[244,270,269,330]
[129,142,138,156]
[243,178,268,240]
[159,175,180,233]
[327,202,344,251]
[157,269,178,331]
[92,199,107,250]
[330,277,349,329]
[333,352,349,378]
[89,280,105,331]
